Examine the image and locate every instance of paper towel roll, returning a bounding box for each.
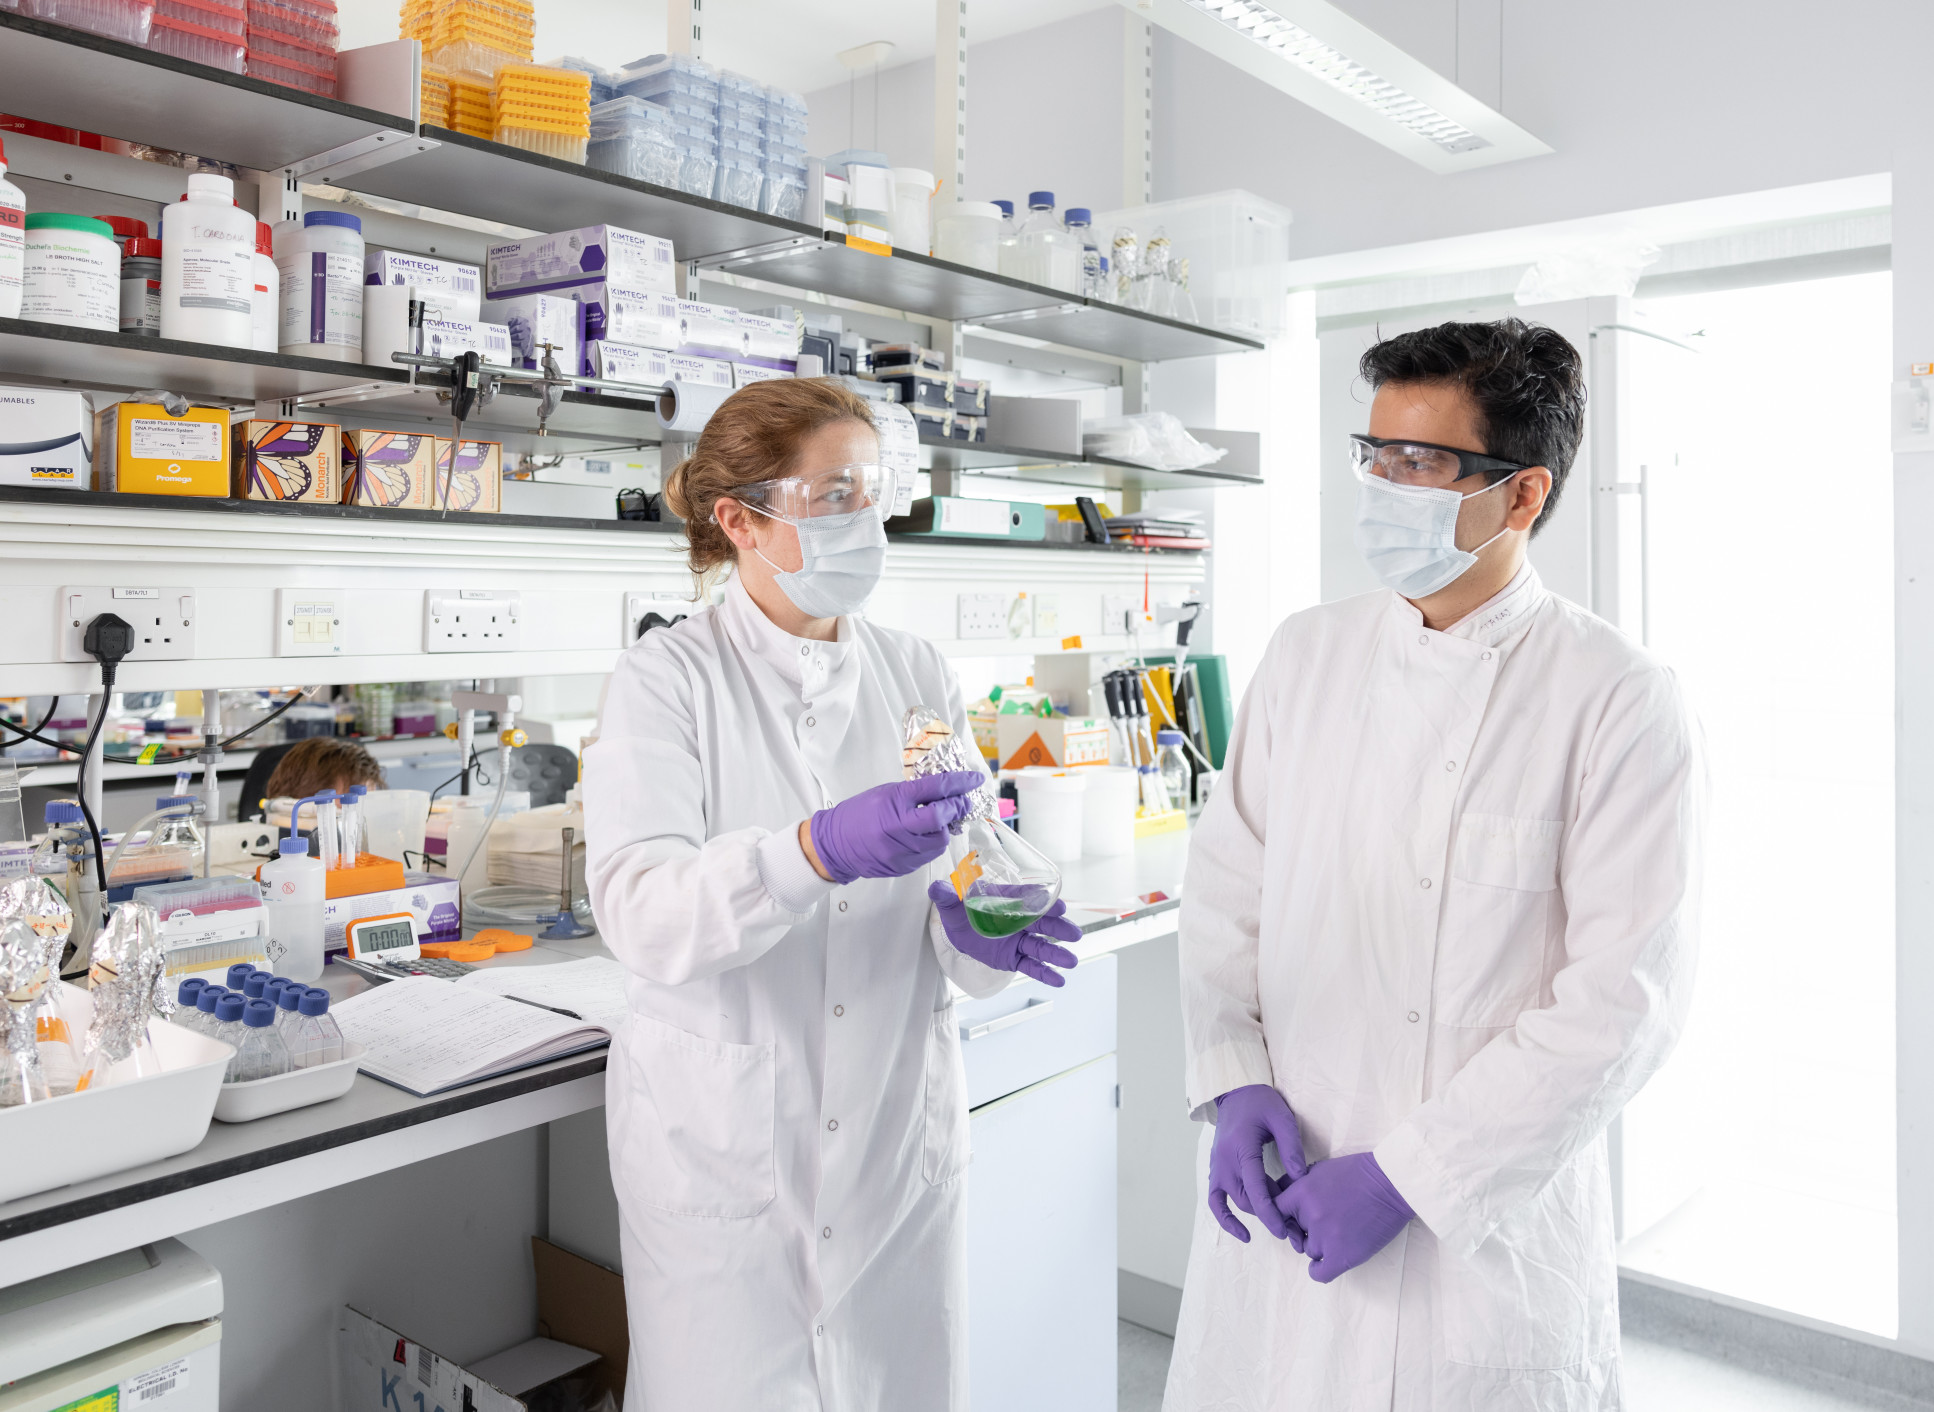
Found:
[362,284,417,371]
[656,376,735,434]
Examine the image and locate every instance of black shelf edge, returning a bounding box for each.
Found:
[0,10,410,173]
[0,317,412,400]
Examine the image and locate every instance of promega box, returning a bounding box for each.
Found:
[232,418,341,503]
[95,401,230,496]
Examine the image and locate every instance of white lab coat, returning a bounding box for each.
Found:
[584,577,1008,1412]
[1165,568,1702,1412]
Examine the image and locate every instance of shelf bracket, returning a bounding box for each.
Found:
[959,302,1087,332]
[692,235,831,273]
[284,131,442,186]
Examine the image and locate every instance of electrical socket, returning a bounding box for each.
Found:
[958,592,1010,640]
[58,585,198,663]
[623,590,698,647]
[1100,593,1138,636]
[276,588,347,657]
[423,589,522,653]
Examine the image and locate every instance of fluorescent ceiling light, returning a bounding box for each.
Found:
[1124,0,1552,175]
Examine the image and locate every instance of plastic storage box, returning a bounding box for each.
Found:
[150,10,247,71]
[46,0,154,42]
[587,96,681,187]
[157,0,242,34]
[0,983,230,1205]
[1090,190,1295,339]
[244,0,336,43]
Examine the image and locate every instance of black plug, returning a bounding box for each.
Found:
[83,612,134,683]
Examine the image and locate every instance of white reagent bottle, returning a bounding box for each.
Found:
[278,210,364,362]
[0,136,22,318]
[260,835,326,982]
[161,172,255,347]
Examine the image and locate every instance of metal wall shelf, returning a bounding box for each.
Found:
[0,12,409,170]
[917,435,1263,492]
[0,319,410,402]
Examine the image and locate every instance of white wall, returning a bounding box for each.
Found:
[1151,0,1895,260]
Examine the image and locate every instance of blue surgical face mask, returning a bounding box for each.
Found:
[748,504,888,618]
[1353,469,1516,599]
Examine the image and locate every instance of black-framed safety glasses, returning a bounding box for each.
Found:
[1349,433,1532,490]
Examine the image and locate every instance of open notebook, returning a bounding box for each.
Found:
[333,957,630,1097]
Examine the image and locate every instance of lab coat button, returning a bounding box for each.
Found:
[1481,650,1493,661]
[1418,634,1429,645]
[1408,1010,1420,1023]
[822,1226,833,1239]
[1445,761,1456,771]
[1419,877,1432,889]
[806,716,816,727]
[827,1118,838,1131]
[838,900,848,912]
[801,645,811,656]
[833,1004,845,1017]
[817,1326,824,1337]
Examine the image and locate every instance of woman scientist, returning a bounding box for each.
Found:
[585,378,1081,1411]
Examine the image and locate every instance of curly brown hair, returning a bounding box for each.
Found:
[661,378,877,588]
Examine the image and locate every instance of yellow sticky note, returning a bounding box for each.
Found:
[1061,634,1083,651]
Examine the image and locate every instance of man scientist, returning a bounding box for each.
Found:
[1165,318,1703,1410]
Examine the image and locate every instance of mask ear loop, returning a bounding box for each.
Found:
[1464,470,1525,559]
[733,498,796,577]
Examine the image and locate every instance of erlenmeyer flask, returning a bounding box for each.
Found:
[902,705,1063,938]
[946,817,1062,938]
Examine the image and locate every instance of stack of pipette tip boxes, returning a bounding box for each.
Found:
[245,0,340,97]
[133,875,272,984]
[492,63,591,162]
[400,0,532,77]
[420,62,453,129]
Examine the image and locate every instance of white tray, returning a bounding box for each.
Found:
[213,1042,366,1124]
[0,984,232,1205]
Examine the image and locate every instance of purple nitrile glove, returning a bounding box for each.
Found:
[1207,1084,1308,1243]
[1275,1152,1415,1282]
[927,881,1081,987]
[809,771,984,884]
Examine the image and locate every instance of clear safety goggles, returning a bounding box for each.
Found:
[730,461,904,522]
[1349,433,1530,491]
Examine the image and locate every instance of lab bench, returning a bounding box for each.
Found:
[0,833,1195,1412]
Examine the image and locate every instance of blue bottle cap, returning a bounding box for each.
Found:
[1028,190,1055,209]
[226,962,256,988]
[44,801,83,825]
[1157,729,1185,745]
[992,199,1013,218]
[299,988,330,1017]
[345,784,368,799]
[177,978,206,1006]
[156,795,198,809]
[243,999,276,1027]
[197,984,226,1013]
[304,210,362,232]
[279,837,309,857]
[215,993,246,1023]
[277,984,304,1011]
[1065,207,1091,224]
[242,972,270,999]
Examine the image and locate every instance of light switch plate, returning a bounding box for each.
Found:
[57,585,198,663]
[423,589,522,653]
[958,592,1010,640]
[623,590,699,647]
[1031,593,1061,637]
[276,588,347,656]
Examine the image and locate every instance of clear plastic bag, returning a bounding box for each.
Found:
[1081,411,1227,472]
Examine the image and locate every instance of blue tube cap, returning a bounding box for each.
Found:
[243,998,276,1027]
[304,210,362,232]
[215,993,246,1023]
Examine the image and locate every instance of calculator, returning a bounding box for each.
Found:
[334,952,476,984]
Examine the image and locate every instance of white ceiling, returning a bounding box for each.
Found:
[338,0,1111,96]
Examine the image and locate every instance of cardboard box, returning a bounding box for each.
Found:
[486,224,677,296]
[0,386,89,489]
[481,291,583,373]
[557,283,681,374]
[997,714,1112,771]
[95,402,230,495]
[733,309,799,361]
[232,418,342,502]
[588,340,671,387]
[363,249,482,316]
[342,429,438,509]
[419,315,513,367]
[731,362,793,387]
[675,299,747,358]
[320,869,460,954]
[432,437,503,514]
[665,352,734,389]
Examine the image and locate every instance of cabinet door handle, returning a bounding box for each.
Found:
[960,998,1055,1041]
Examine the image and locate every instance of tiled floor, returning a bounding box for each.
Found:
[1116,1322,1934,1412]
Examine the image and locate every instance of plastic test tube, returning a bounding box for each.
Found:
[338,784,366,868]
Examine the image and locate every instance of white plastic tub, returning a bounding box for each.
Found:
[1080,766,1139,858]
[1016,768,1088,864]
[213,1042,364,1123]
[0,984,230,1204]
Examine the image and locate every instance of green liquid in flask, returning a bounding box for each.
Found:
[964,892,1052,938]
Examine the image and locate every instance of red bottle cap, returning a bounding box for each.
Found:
[125,237,163,258]
[97,215,149,240]
[256,221,273,256]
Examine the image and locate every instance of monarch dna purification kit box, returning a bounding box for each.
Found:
[233,419,342,503]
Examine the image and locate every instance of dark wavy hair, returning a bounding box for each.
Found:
[1358,318,1586,536]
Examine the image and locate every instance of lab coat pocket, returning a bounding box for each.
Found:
[619,1015,776,1219]
[923,1003,971,1185]
[1437,813,1563,1027]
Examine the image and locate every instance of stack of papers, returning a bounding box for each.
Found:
[1105,509,1210,550]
